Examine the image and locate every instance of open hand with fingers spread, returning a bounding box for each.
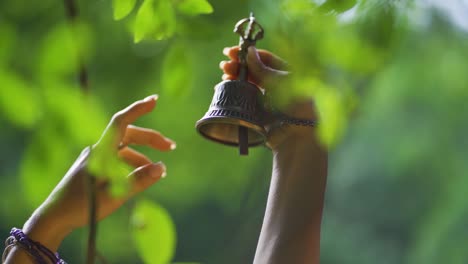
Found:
[7,95,175,258]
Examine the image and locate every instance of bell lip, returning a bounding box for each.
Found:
[195,117,266,147]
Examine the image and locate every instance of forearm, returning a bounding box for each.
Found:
[5,149,89,264]
[254,113,328,263]
[3,201,71,263]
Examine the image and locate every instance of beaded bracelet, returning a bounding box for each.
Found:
[279,115,317,127]
[2,228,66,264]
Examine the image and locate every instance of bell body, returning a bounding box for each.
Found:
[196,80,267,147]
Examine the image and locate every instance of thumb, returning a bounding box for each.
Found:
[246,46,269,79]
[128,162,166,195]
[247,46,289,87]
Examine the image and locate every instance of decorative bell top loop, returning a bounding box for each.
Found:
[233,13,264,83]
[234,12,264,43]
[196,13,267,156]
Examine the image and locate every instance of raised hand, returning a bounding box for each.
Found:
[14,95,175,254]
[220,46,289,89]
[220,46,317,150]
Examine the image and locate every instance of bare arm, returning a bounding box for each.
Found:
[221,47,328,264]
[4,95,173,263]
[254,103,327,264]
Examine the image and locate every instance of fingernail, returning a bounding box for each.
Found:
[155,162,166,178]
[144,94,158,102]
[170,142,177,150]
[219,61,226,69]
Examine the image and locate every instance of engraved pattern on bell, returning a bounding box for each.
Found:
[195,13,267,154]
[210,81,260,120]
[196,80,267,147]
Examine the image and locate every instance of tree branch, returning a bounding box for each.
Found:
[63,0,95,263]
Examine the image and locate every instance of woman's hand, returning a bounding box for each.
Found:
[220,46,289,89]
[221,47,327,264]
[21,95,175,252]
[220,46,317,150]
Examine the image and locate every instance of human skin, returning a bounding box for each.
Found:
[4,47,327,264]
[221,46,327,264]
[3,95,175,263]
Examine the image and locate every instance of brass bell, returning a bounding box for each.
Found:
[196,13,267,155]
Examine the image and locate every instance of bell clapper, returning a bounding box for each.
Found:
[239,126,249,155]
[195,13,266,156]
[234,12,264,155]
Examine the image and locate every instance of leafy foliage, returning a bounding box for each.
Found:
[134,0,177,42]
[160,42,194,98]
[114,0,214,42]
[1,0,468,263]
[113,0,137,20]
[175,0,213,16]
[131,199,177,264]
[0,70,41,128]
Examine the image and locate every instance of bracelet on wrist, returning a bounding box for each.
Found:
[276,113,317,127]
[2,228,66,264]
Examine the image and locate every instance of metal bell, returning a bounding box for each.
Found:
[196,13,266,155]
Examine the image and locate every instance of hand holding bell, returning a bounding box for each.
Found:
[196,13,267,155]
[196,13,317,155]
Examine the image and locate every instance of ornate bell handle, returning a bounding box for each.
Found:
[233,13,264,81]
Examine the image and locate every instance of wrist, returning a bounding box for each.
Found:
[22,206,72,252]
[265,101,318,150]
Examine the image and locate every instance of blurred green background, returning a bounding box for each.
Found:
[1,0,468,263]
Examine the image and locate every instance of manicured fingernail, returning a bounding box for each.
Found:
[155,162,166,178]
[223,47,230,55]
[144,94,158,102]
[219,61,226,69]
[170,142,177,150]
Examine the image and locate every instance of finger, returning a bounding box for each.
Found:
[247,46,290,87]
[122,125,176,151]
[111,95,158,140]
[128,162,166,195]
[94,162,165,220]
[222,74,236,81]
[223,46,288,70]
[220,60,239,76]
[223,46,240,62]
[118,147,152,168]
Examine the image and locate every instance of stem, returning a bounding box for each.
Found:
[63,0,96,263]
[85,175,98,264]
[64,0,90,93]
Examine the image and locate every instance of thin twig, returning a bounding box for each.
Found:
[63,0,96,263]
[85,176,98,264]
[63,0,90,93]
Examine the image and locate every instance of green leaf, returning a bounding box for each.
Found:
[134,0,154,42]
[131,200,176,264]
[37,23,93,81]
[20,126,75,207]
[41,83,107,146]
[0,70,41,128]
[315,87,348,148]
[161,43,193,98]
[0,22,16,66]
[113,0,137,20]
[319,0,357,13]
[176,0,213,16]
[134,0,176,43]
[88,145,133,197]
